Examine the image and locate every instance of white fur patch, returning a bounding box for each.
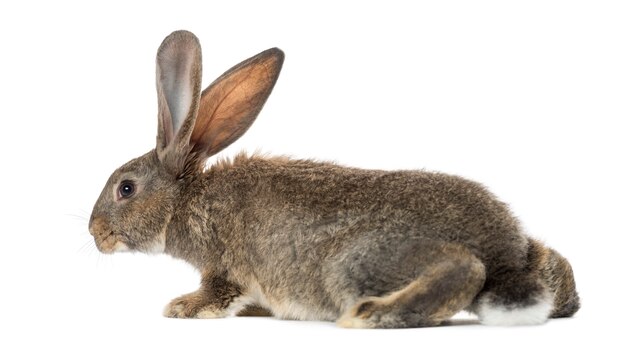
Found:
[477,293,553,326]
[224,295,256,316]
[196,309,227,319]
[113,242,129,252]
[147,231,166,254]
[241,282,335,321]
[270,300,330,321]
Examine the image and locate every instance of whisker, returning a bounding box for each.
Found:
[96,252,104,268]
[77,240,90,254]
[93,247,116,269]
[78,239,96,255]
[66,209,92,227]
[66,213,89,226]
[79,208,91,215]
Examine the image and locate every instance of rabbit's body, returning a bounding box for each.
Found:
[161,153,577,326]
[90,31,579,328]
[173,153,522,281]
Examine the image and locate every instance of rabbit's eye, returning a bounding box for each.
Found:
[118,180,136,199]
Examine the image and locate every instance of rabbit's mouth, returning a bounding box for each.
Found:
[95,232,129,254]
[89,217,129,254]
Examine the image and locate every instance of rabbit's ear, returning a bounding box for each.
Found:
[190,47,284,161]
[155,30,202,174]
[155,32,283,177]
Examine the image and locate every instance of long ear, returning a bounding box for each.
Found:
[187,47,284,170]
[155,30,202,174]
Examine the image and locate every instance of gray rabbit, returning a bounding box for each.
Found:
[89,30,579,328]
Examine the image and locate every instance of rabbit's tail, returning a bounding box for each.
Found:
[532,239,581,318]
[473,239,579,326]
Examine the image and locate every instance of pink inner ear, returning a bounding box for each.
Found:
[191,49,283,157]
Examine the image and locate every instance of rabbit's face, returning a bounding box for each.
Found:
[89,150,177,254]
[88,30,283,256]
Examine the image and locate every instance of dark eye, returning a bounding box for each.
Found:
[118,180,136,199]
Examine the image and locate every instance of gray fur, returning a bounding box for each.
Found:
[89,30,579,328]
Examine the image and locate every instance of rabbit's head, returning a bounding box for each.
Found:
[89,30,283,254]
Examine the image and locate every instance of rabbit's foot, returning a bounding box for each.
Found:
[336,297,382,328]
[163,291,228,319]
[337,296,446,328]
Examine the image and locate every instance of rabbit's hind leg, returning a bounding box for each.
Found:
[337,246,485,328]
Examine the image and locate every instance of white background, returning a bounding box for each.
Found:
[1,1,624,343]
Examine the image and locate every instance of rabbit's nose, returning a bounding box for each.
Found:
[88,214,94,235]
[88,214,101,235]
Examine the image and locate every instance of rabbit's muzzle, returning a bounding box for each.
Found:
[89,216,129,254]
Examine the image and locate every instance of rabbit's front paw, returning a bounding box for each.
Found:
[163,291,227,319]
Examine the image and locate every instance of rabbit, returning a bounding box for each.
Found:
[89,30,580,328]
